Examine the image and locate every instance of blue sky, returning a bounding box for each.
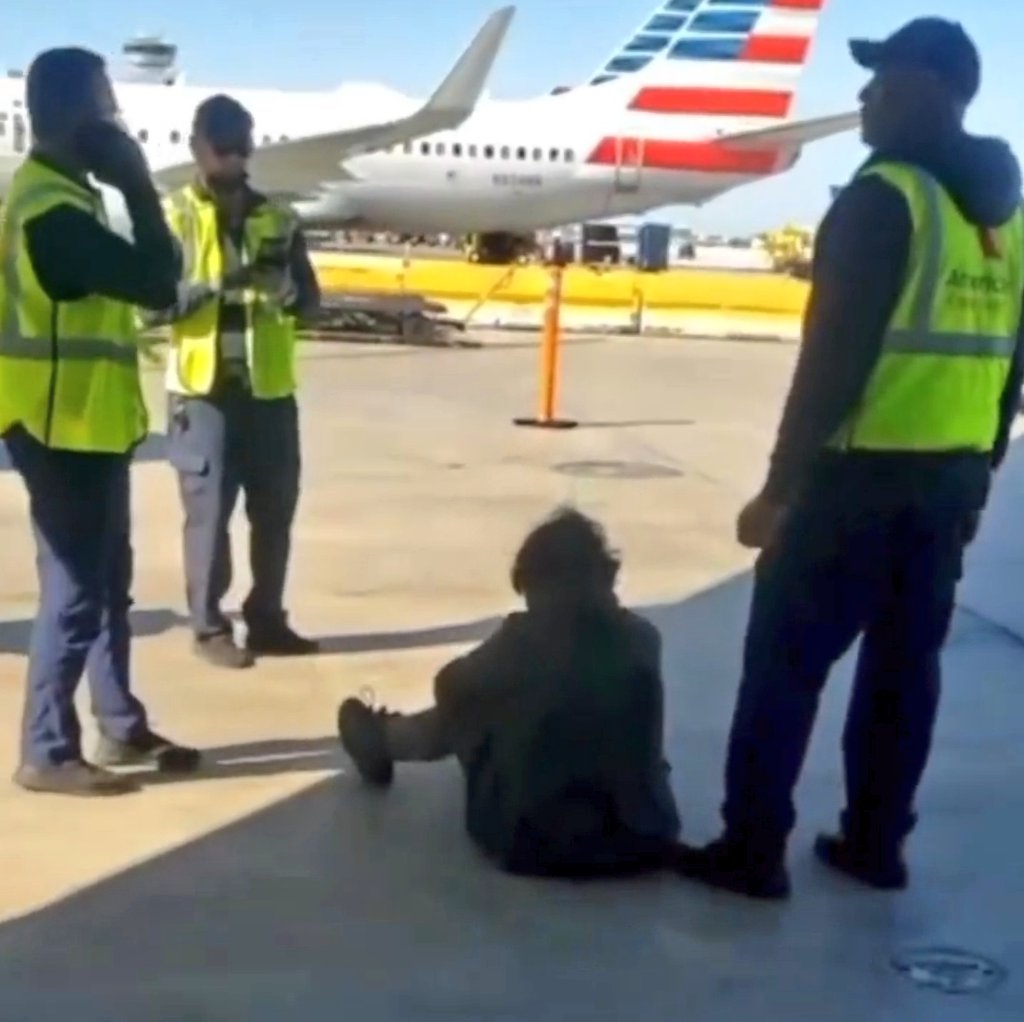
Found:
[4,0,1022,233]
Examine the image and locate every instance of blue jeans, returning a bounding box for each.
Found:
[6,426,147,767]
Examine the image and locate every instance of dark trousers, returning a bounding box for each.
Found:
[384,674,676,879]
[722,459,984,857]
[5,427,148,767]
[166,385,300,638]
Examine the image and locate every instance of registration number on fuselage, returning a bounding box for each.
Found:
[492,173,543,188]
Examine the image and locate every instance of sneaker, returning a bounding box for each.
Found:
[814,833,909,891]
[13,760,140,797]
[247,621,320,657]
[672,837,791,900]
[194,632,255,669]
[94,730,202,774]
[337,694,394,787]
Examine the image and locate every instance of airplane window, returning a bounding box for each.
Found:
[548,148,559,162]
[483,145,494,159]
[515,146,526,160]
[564,149,575,162]
[420,141,430,155]
[532,148,542,161]
[170,130,181,144]
[452,143,462,157]
[500,146,510,160]
[436,143,446,156]
[138,129,149,143]
[468,144,478,158]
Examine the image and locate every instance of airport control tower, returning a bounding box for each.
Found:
[118,34,182,85]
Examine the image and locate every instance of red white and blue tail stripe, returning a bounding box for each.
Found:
[583,0,832,176]
[589,0,825,83]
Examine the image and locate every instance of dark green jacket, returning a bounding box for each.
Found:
[433,599,681,873]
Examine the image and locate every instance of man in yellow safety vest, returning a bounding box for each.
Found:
[0,47,200,795]
[675,19,1024,898]
[151,95,321,669]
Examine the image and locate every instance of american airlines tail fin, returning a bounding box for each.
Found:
[580,2,854,182]
[587,0,829,121]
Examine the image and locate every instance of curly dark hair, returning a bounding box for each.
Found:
[511,506,620,599]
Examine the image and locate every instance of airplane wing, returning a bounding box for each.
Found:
[715,110,861,152]
[151,5,515,193]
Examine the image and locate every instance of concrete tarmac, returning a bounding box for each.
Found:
[0,334,1019,1020]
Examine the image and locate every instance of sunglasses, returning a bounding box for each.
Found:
[210,138,253,158]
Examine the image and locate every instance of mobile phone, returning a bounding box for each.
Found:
[253,237,288,268]
[72,119,144,186]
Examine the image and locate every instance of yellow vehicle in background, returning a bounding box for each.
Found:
[760,223,815,279]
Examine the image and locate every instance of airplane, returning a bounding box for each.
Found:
[0,8,514,214]
[0,0,857,241]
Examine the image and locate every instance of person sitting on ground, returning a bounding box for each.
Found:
[337,507,683,878]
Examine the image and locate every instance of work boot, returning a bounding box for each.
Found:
[337,695,394,788]
[194,632,255,669]
[13,761,140,797]
[672,837,791,900]
[247,620,320,657]
[814,832,909,891]
[94,730,202,775]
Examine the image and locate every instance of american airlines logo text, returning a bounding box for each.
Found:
[947,268,1010,296]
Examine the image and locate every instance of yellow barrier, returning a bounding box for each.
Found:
[312,253,810,317]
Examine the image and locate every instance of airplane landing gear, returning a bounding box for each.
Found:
[464,231,537,264]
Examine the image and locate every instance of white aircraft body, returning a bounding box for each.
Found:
[0,0,856,235]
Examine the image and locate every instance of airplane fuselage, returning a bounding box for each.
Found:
[0,76,782,235]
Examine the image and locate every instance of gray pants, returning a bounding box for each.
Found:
[166,383,301,638]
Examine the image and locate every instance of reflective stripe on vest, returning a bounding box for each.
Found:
[163,185,299,400]
[0,160,146,452]
[829,161,1024,454]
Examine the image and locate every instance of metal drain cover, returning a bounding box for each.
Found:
[553,460,682,480]
[891,947,1007,995]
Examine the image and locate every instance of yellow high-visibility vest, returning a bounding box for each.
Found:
[162,184,299,398]
[830,160,1024,453]
[0,157,147,453]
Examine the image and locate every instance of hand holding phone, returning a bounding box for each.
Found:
[221,260,288,297]
[253,236,289,269]
[74,120,152,194]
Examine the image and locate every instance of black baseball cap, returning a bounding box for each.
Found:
[850,18,981,103]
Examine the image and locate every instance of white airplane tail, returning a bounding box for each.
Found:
[588,0,828,104]
[578,0,852,179]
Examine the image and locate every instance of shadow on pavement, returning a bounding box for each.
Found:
[142,736,342,786]
[574,419,696,430]
[0,608,186,656]
[313,616,501,656]
[0,570,1021,1021]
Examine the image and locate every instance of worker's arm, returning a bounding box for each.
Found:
[24,182,181,311]
[761,177,912,503]
[139,277,219,328]
[278,228,321,323]
[142,225,322,329]
[991,301,1024,469]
